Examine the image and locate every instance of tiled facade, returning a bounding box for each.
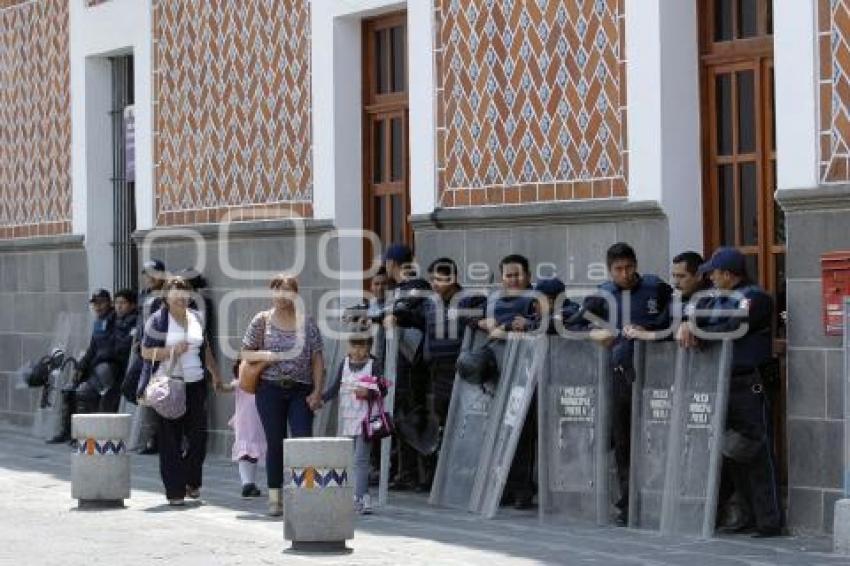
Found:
[0,0,71,239]
[435,0,627,207]
[819,0,850,182]
[152,0,313,226]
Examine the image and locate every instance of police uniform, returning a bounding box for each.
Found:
[74,309,119,412]
[388,276,433,489]
[697,280,782,535]
[583,273,673,521]
[49,306,119,443]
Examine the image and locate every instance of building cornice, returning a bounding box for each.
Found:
[775,185,850,213]
[410,199,666,230]
[0,234,85,253]
[132,218,335,244]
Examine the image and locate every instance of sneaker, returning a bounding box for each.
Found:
[168,498,185,507]
[360,494,373,515]
[241,483,261,498]
[186,486,200,499]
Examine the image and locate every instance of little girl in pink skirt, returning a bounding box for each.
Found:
[226,363,267,498]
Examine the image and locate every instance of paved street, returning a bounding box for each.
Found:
[0,426,846,566]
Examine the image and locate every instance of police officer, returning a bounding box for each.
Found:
[671,251,711,314]
[107,288,138,412]
[382,244,433,490]
[48,289,119,443]
[583,242,673,526]
[677,247,782,537]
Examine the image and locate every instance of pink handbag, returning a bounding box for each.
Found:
[361,393,394,442]
[143,352,186,420]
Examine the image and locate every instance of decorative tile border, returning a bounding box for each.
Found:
[286,467,349,489]
[75,438,127,456]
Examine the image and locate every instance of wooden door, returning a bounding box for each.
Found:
[700,0,787,487]
[363,13,410,263]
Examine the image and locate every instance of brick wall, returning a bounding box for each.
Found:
[152,0,313,226]
[0,0,71,239]
[435,0,627,208]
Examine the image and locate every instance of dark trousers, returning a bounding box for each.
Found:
[507,393,537,497]
[724,380,782,530]
[158,380,208,500]
[255,380,313,489]
[611,367,633,512]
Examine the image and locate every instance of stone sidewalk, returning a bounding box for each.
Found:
[0,425,846,566]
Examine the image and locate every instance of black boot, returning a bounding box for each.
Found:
[46,392,74,444]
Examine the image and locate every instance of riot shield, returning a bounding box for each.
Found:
[538,337,613,526]
[628,340,679,531]
[377,328,399,507]
[469,333,547,518]
[32,312,91,441]
[313,337,345,437]
[429,328,498,510]
[659,339,732,538]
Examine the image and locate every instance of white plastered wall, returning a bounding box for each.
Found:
[70,0,153,290]
[774,0,818,191]
[626,0,703,263]
[311,0,436,293]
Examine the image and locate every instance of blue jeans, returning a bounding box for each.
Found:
[255,380,314,489]
[352,434,371,499]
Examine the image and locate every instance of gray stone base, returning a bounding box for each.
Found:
[287,541,352,554]
[411,200,670,289]
[78,499,125,510]
[777,185,850,535]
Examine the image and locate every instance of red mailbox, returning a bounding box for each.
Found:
[822,251,850,336]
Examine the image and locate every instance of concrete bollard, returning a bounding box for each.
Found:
[71,413,132,507]
[283,437,354,552]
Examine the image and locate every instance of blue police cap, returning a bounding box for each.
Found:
[698,247,746,275]
[383,243,413,264]
[89,288,111,303]
[142,259,166,275]
[534,277,566,297]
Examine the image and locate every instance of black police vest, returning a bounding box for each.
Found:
[599,274,669,368]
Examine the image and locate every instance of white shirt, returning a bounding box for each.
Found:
[156,310,205,383]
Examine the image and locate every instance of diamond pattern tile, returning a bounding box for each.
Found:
[436,0,626,206]
[153,0,312,225]
[0,0,71,238]
[820,0,850,182]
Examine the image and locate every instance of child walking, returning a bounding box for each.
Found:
[325,335,385,514]
[225,362,267,498]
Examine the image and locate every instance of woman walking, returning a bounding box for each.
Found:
[241,274,324,516]
[139,276,224,506]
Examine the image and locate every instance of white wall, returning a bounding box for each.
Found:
[626,0,703,261]
[70,0,153,290]
[311,0,435,291]
[774,0,818,190]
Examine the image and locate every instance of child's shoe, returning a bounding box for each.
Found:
[355,493,373,515]
[241,483,261,498]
